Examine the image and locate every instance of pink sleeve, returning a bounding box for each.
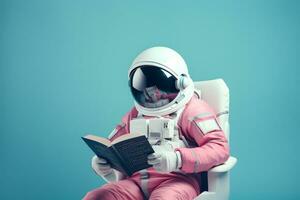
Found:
[176,99,230,173]
[109,107,138,142]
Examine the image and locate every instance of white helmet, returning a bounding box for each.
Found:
[128,47,194,116]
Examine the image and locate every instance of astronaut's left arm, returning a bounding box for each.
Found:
[176,114,230,173]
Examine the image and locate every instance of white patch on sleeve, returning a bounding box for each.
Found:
[108,128,118,139]
[196,119,221,134]
[108,123,125,139]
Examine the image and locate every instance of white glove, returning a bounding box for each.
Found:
[91,155,124,182]
[92,155,113,176]
[147,146,182,172]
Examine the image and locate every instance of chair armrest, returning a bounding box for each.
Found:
[208,156,237,173]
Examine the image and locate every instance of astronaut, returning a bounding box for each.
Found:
[83,47,229,200]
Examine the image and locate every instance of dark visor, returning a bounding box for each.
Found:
[129,66,179,108]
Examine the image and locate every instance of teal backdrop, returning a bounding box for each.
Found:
[1,0,299,199]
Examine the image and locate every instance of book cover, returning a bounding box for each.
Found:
[82,133,154,176]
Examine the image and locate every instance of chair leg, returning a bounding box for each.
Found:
[194,171,230,200]
[208,171,230,200]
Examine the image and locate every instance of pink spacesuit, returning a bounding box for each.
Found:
[83,96,229,200]
[83,47,230,200]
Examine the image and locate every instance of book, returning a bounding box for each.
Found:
[82,133,154,176]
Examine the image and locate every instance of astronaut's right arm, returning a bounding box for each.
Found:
[90,109,134,182]
[90,125,128,182]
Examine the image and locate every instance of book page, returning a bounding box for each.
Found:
[82,137,125,173]
[112,135,154,176]
[111,133,143,145]
[83,134,111,147]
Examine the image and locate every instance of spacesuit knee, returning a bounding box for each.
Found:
[83,187,118,200]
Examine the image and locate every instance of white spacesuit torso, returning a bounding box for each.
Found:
[129,108,189,152]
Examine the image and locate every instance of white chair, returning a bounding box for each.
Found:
[105,79,236,199]
[194,79,237,200]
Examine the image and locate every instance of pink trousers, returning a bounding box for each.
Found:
[83,175,199,200]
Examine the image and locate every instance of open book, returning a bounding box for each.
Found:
[82,133,154,176]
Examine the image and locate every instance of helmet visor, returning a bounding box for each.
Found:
[129,66,179,109]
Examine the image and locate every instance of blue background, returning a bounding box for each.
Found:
[1,0,299,199]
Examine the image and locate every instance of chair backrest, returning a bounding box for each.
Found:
[194,79,230,140]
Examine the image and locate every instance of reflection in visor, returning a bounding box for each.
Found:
[130,66,179,109]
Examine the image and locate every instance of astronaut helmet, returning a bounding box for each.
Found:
[128,47,194,116]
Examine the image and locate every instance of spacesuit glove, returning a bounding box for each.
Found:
[92,155,113,176]
[91,155,125,182]
[147,147,182,173]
